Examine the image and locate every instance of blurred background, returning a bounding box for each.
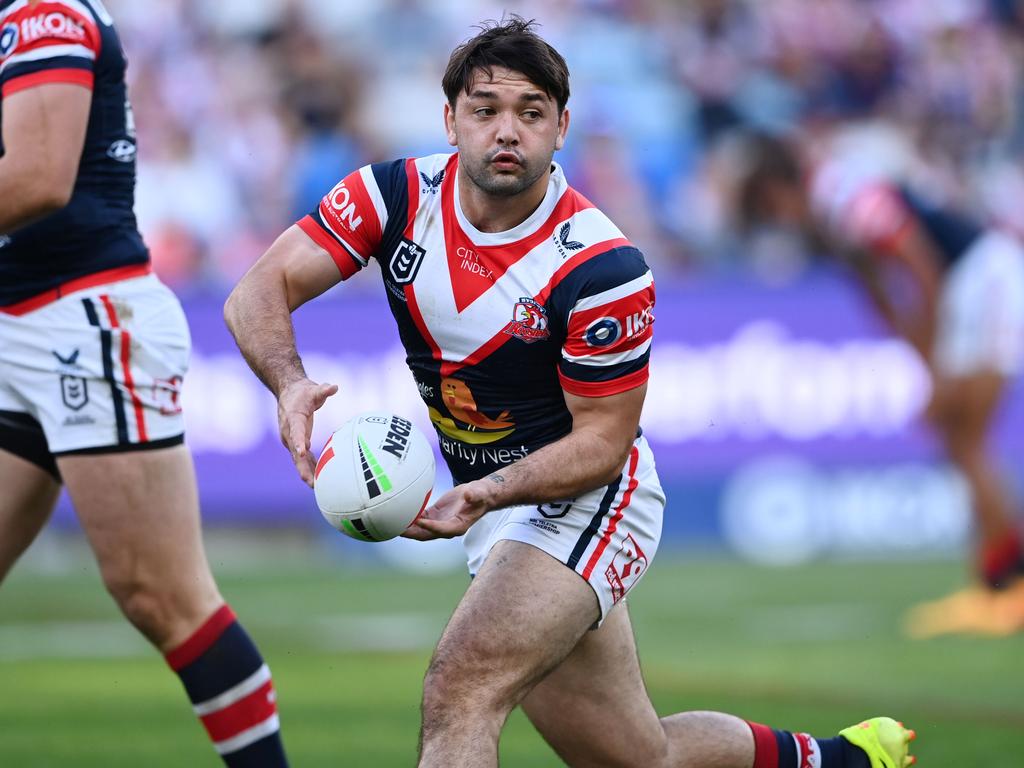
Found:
[4,0,1024,765]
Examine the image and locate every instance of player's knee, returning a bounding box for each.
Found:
[421,647,516,728]
[102,570,172,644]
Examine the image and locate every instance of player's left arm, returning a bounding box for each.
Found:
[406,384,646,541]
[0,82,91,232]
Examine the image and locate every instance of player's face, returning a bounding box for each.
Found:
[445,66,569,198]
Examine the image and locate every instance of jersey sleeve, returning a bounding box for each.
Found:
[0,1,102,98]
[838,184,915,256]
[296,164,391,280]
[556,246,655,398]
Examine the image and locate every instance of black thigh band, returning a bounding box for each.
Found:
[0,410,60,482]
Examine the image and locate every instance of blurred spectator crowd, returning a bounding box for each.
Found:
[107,0,1024,292]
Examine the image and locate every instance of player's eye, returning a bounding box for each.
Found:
[474,107,495,117]
[522,110,542,120]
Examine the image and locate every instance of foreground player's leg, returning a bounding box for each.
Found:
[522,602,916,768]
[0,427,61,582]
[417,540,603,768]
[59,445,288,766]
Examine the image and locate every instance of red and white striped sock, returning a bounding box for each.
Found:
[166,605,288,766]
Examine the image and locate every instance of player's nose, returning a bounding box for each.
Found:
[494,113,519,145]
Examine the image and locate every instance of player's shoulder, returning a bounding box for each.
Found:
[361,152,454,204]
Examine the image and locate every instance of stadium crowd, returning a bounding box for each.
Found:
[108,0,1024,290]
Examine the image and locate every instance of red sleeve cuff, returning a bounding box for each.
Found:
[559,365,649,398]
[297,215,362,279]
[2,69,94,98]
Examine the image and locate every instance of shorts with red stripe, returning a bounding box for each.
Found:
[0,273,188,456]
[463,434,664,623]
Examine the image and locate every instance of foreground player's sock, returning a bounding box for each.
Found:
[980,528,1023,589]
[166,605,288,767]
[749,718,916,768]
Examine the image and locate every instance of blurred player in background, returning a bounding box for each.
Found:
[737,127,1024,637]
[227,16,914,768]
[0,1,288,763]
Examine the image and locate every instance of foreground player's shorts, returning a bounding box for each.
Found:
[0,272,189,455]
[463,434,665,623]
[936,229,1024,377]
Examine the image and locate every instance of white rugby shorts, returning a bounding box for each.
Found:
[463,434,665,623]
[0,273,190,455]
[936,229,1024,377]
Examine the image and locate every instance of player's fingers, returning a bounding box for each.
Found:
[416,517,464,539]
[312,383,338,410]
[296,451,316,488]
[287,413,311,455]
[401,523,437,541]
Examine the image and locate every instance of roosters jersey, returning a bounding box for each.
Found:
[810,160,982,268]
[0,0,148,307]
[299,153,656,483]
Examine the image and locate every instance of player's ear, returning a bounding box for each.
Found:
[554,107,569,151]
[444,102,457,147]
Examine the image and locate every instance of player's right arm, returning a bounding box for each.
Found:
[226,165,387,485]
[224,226,342,486]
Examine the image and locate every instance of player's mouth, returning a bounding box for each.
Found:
[491,151,522,171]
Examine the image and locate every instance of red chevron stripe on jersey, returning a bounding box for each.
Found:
[442,236,634,378]
[440,163,594,313]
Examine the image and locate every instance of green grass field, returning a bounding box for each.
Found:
[1,544,1021,766]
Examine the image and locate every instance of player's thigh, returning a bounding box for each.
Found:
[57,445,221,644]
[426,539,599,710]
[0,443,61,581]
[521,603,668,768]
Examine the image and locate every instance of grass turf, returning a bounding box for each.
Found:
[1,551,1021,766]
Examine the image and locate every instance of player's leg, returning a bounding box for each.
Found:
[938,370,1021,586]
[58,444,288,765]
[0,413,62,582]
[521,604,916,768]
[417,539,600,768]
[12,275,289,765]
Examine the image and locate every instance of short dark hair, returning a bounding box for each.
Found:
[442,15,570,113]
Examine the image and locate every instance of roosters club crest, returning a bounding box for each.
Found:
[502,297,550,343]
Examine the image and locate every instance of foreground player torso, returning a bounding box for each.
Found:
[0,0,148,307]
[300,153,655,483]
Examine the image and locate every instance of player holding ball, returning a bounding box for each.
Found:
[227,16,915,768]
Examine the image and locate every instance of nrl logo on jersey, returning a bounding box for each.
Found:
[420,169,444,194]
[503,297,550,343]
[389,238,426,284]
[553,221,585,258]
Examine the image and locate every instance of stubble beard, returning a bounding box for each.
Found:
[463,150,550,198]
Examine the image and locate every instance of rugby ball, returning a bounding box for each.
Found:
[313,412,435,541]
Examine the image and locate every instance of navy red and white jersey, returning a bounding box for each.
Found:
[298,153,656,483]
[0,0,148,308]
[810,160,982,269]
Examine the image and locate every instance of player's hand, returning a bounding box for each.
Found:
[403,480,493,540]
[277,378,338,487]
